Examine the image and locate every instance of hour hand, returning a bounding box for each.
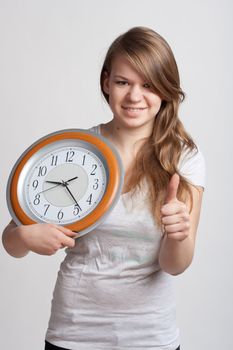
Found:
[45,180,63,185]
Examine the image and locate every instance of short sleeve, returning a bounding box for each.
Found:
[88,126,97,133]
[87,125,100,134]
[178,146,206,189]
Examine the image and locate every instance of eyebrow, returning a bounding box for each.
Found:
[113,75,129,80]
[113,75,151,85]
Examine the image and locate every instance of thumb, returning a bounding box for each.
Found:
[165,173,180,204]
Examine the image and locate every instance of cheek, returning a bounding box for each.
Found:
[108,87,122,108]
[108,92,116,110]
[151,96,162,112]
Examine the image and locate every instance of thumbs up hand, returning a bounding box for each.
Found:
[161,173,190,241]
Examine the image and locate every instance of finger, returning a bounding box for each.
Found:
[164,221,190,233]
[162,214,181,226]
[165,173,180,204]
[162,212,189,225]
[64,230,79,238]
[60,234,76,248]
[161,201,186,216]
[54,225,78,237]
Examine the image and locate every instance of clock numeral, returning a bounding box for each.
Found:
[86,194,93,205]
[73,203,82,216]
[82,155,86,166]
[93,179,99,190]
[38,166,47,177]
[66,151,75,163]
[57,209,64,220]
[33,194,41,205]
[32,180,39,190]
[51,155,58,166]
[44,204,50,216]
[90,164,97,175]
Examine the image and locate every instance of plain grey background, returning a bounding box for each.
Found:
[0,0,232,349]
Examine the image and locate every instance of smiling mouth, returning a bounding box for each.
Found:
[122,106,147,111]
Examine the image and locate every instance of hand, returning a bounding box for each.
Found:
[161,173,190,241]
[18,223,78,255]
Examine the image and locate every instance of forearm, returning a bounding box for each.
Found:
[2,223,29,258]
[158,233,195,275]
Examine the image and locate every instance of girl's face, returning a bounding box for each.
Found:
[103,55,162,131]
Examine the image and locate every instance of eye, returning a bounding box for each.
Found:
[143,83,151,89]
[115,80,128,86]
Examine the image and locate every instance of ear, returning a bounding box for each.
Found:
[102,70,110,94]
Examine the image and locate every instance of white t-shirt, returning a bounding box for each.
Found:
[45,125,205,350]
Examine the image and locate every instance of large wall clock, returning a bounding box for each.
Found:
[6,129,124,237]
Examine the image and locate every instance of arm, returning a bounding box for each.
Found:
[158,174,204,275]
[2,220,29,258]
[2,220,77,258]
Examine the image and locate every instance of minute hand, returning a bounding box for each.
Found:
[62,181,79,205]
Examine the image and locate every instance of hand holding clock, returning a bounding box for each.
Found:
[4,172,81,256]
[3,221,77,257]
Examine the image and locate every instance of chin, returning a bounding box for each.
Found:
[113,111,154,130]
[123,117,151,129]
[117,118,140,128]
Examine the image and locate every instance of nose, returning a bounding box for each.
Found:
[126,85,142,102]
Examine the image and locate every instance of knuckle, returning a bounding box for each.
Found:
[181,222,190,231]
[68,239,75,248]
[46,223,54,229]
[161,206,166,214]
[161,217,167,224]
[182,212,189,221]
[185,221,190,229]
[50,223,60,232]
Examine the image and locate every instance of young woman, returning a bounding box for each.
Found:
[2,27,205,350]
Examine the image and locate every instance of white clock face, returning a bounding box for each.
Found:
[17,142,107,225]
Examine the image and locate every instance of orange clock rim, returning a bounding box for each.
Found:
[9,130,121,232]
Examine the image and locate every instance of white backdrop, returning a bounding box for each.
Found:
[0,1,232,349]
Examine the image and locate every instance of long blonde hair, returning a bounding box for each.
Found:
[100,26,197,228]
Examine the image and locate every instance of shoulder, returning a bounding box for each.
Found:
[86,125,101,135]
[178,145,206,189]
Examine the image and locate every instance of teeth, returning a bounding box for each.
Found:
[124,107,145,111]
